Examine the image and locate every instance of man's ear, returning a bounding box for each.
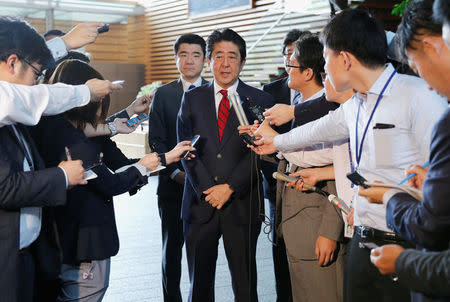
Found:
[422,36,445,57]
[303,68,314,82]
[340,51,354,71]
[5,54,19,75]
[239,59,246,72]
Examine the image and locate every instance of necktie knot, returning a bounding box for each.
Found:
[219,89,228,97]
[188,84,196,90]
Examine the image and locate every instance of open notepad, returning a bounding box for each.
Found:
[365,182,423,201]
[115,164,166,176]
[147,165,166,176]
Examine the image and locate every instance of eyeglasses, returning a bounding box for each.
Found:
[22,58,44,83]
[285,64,308,70]
[320,72,327,82]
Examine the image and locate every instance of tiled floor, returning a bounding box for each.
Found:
[103,176,277,302]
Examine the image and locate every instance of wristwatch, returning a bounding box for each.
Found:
[107,122,118,137]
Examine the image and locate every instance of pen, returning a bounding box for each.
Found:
[397,161,430,185]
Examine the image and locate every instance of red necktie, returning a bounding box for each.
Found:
[218,89,230,141]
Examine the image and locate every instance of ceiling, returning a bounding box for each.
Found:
[0,0,146,23]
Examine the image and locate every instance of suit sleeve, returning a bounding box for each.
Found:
[318,182,344,242]
[386,112,450,250]
[395,249,450,296]
[0,161,66,210]
[88,164,147,197]
[177,93,215,198]
[294,97,340,125]
[148,88,180,177]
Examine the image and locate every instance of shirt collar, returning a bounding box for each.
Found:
[180,76,203,91]
[213,78,239,97]
[366,63,396,97]
[305,88,324,102]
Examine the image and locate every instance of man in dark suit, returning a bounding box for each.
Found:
[0,18,99,302]
[177,28,274,302]
[148,34,208,302]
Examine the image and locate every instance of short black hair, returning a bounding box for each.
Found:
[174,33,206,56]
[206,28,246,61]
[0,17,53,68]
[433,0,450,25]
[320,9,387,68]
[282,29,311,55]
[293,34,325,86]
[396,0,442,63]
[49,59,110,131]
[44,29,65,38]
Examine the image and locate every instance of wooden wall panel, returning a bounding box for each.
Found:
[143,0,330,85]
[26,0,330,86]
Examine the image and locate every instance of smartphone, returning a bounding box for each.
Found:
[97,24,110,34]
[126,113,149,127]
[182,135,200,159]
[112,80,125,85]
[346,171,370,189]
[249,105,265,123]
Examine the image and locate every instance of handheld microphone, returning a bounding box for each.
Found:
[272,172,321,193]
[328,194,351,215]
[228,93,257,146]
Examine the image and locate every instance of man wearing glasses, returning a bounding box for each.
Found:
[0,17,118,301]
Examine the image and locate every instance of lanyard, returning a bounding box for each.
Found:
[355,70,396,168]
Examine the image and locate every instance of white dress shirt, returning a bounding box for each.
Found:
[181,76,203,92]
[274,64,447,232]
[213,79,239,116]
[0,37,90,128]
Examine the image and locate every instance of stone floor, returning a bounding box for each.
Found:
[103,176,277,302]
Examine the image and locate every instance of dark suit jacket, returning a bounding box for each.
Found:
[262,78,340,131]
[31,116,147,264]
[149,78,208,199]
[396,249,450,301]
[177,80,274,224]
[386,108,450,251]
[0,125,67,302]
[262,77,291,134]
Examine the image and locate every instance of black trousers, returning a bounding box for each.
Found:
[184,212,261,302]
[344,231,412,302]
[261,161,292,302]
[158,195,185,302]
[19,247,35,302]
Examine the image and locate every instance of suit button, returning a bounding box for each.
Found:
[214,176,218,181]
[217,153,222,159]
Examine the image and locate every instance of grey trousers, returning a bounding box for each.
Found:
[57,258,111,302]
[287,242,347,302]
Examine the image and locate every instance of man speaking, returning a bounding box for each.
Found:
[177,28,274,302]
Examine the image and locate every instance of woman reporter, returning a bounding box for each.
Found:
[31,59,194,302]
